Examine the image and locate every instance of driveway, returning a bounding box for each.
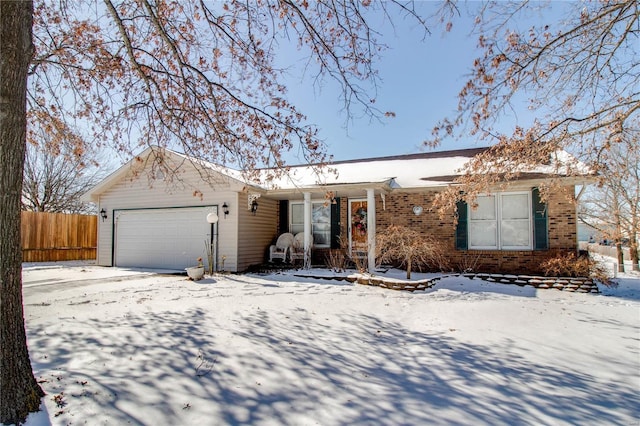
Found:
[22,261,177,295]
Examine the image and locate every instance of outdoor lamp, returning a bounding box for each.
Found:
[206,212,219,224]
[100,208,108,222]
[250,199,259,215]
[222,202,229,217]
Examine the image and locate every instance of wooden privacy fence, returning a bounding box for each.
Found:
[21,211,97,262]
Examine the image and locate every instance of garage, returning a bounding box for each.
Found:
[114,206,217,270]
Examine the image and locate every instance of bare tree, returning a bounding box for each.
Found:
[429,0,638,213]
[3,1,437,423]
[580,128,640,271]
[581,183,626,272]
[28,0,439,182]
[376,225,450,279]
[23,122,106,213]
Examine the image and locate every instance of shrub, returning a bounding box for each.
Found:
[336,235,368,272]
[456,252,483,274]
[376,225,450,279]
[325,249,348,273]
[540,252,616,287]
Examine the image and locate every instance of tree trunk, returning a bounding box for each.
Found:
[406,256,412,279]
[0,2,44,425]
[631,239,639,272]
[615,240,625,273]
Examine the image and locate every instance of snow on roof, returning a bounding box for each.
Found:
[259,148,489,190]
[252,147,594,191]
[85,145,592,201]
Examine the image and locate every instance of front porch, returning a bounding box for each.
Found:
[266,185,390,271]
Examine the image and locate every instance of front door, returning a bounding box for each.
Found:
[349,199,368,256]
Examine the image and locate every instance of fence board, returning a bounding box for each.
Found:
[21,211,97,262]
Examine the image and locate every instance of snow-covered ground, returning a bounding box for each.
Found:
[15,261,640,425]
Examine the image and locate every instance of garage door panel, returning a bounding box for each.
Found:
[115,207,214,270]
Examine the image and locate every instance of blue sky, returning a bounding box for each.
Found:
[91,2,570,169]
[280,2,562,163]
[299,22,477,161]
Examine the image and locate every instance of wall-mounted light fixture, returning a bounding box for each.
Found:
[248,193,260,215]
[100,208,108,222]
[412,205,423,216]
[222,202,229,217]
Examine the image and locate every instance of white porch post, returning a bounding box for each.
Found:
[367,188,376,272]
[303,192,312,269]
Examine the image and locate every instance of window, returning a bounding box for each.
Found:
[468,192,532,250]
[290,202,331,247]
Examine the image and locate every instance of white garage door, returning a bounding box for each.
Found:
[114,207,215,270]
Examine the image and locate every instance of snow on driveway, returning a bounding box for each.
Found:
[17,262,640,426]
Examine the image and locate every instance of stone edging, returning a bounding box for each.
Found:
[466,273,599,293]
[294,272,600,294]
[347,275,442,292]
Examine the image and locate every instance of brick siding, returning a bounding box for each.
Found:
[333,187,577,275]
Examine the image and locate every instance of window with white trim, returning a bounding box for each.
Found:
[290,202,331,247]
[468,192,532,250]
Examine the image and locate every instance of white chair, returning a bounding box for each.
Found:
[290,232,313,264]
[269,233,294,263]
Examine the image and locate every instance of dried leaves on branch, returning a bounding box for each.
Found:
[429,0,638,212]
[29,0,429,182]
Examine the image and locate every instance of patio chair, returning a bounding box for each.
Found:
[269,232,294,263]
[290,232,313,264]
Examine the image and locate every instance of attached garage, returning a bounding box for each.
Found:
[114,206,217,270]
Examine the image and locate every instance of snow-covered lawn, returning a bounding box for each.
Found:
[18,262,640,425]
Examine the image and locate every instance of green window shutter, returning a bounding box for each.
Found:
[330,198,341,249]
[455,200,468,250]
[279,200,289,234]
[532,187,548,250]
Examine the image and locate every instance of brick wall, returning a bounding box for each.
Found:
[547,187,578,250]
[335,186,577,275]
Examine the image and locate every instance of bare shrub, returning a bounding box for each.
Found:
[336,235,368,272]
[457,252,483,274]
[349,251,369,273]
[376,225,450,279]
[325,249,348,273]
[540,252,615,287]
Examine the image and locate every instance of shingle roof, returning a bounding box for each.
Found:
[255,146,591,190]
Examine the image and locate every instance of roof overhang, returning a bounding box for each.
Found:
[83,145,596,204]
[262,179,395,201]
[420,172,599,186]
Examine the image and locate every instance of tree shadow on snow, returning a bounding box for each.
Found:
[28,306,638,425]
